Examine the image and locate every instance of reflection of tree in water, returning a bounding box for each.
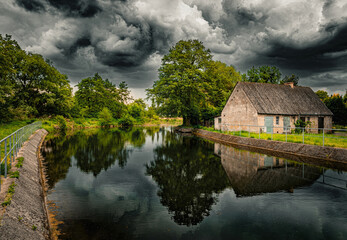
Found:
[42,128,151,188]
[146,133,230,226]
[74,129,135,176]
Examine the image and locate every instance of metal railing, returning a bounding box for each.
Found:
[0,121,42,191]
[215,123,347,147]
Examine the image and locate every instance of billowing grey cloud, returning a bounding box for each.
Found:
[47,0,102,17]
[1,0,347,95]
[15,0,45,12]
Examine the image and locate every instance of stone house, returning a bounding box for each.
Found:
[214,82,333,133]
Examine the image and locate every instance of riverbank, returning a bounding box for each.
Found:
[194,129,347,170]
[0,129,49,240]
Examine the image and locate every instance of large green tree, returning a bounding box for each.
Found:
[147,40,241,126]
[75,73,129,118]
[13,53,72,116]
[0,34,72,120]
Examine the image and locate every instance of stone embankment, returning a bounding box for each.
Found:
[194,129,347,169]
[0,129,49,240]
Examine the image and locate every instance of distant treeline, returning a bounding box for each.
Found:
[1,35,346,126]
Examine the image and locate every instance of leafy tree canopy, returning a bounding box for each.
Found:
[315,90,329,101]
[147,40,241,126]
[243,65,282,84]
[75,73,130,118]
[0,34,72,121]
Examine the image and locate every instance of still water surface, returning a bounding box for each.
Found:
[42,127,347,240]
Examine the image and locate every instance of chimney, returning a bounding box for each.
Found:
[284,82,294,88]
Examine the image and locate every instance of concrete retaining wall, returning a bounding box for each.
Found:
[195,129,347,169]
[0,129,49,240]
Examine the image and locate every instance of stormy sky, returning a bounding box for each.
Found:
[1,0,347,98]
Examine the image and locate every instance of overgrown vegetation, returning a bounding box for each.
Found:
[15,157,24,168]
[1,182,16,207]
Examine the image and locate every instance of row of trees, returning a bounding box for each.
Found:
[1,35,345,126]
[0,34,152,125]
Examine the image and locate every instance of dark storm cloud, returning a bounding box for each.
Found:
[47,0,102,17]
[3,0,347,94]
[264,23,347,73]
[15,0,45,12]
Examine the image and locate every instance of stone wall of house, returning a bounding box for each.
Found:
[220,88,258,132]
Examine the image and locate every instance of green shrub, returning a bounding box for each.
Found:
[10,171,20,178]
[55,115,67,132]
[98,107,113,127]
[119,114,135,127]
[15,157,24,168]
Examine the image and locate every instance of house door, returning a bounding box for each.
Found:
[318,117,324,130]
[265,116,273,133]
[283,117,290,132]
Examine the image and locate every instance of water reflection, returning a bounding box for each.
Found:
[215,143,323,196]
[42,128,347,240]
[146,131,230,226]
[42,127,158,188]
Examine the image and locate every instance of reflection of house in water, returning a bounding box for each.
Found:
[214,143,322,197]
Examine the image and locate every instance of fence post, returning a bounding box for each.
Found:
[239,123,241,136]
[4,139,7,178]
[259,127,260,139]
[323,129,325,147]
[271,128,273,140]
[302,127,304,144]
[248,126,250,137]
[285,128,287,142]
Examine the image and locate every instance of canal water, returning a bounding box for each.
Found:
[42,127,347,240]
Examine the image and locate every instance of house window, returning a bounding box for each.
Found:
[307,117,310,122]
[218,118,221,124]
[276,116,279,125]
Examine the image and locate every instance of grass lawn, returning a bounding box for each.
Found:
[202,127,347,148]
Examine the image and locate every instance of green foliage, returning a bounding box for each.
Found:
[281,74,300,86]
[0,163,11,175]
[75,73,129,118]
[32,225,37,231]
[15,157,24,168]
[118,114,135,127]
[147,40,241,126]
[0,34,72,121]
[55,115,67,132]
[98,107,113,127]
[10,171,20,178]
[315,90,329,101]
[129,99,146,122]
[245,66,282,84]
[323,94,347,125]
[2,182,16,207]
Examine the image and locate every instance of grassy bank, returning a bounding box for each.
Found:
[201,127,347,148]
[0,120,36,140]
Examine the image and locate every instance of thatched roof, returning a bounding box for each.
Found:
[234,82,333,116]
